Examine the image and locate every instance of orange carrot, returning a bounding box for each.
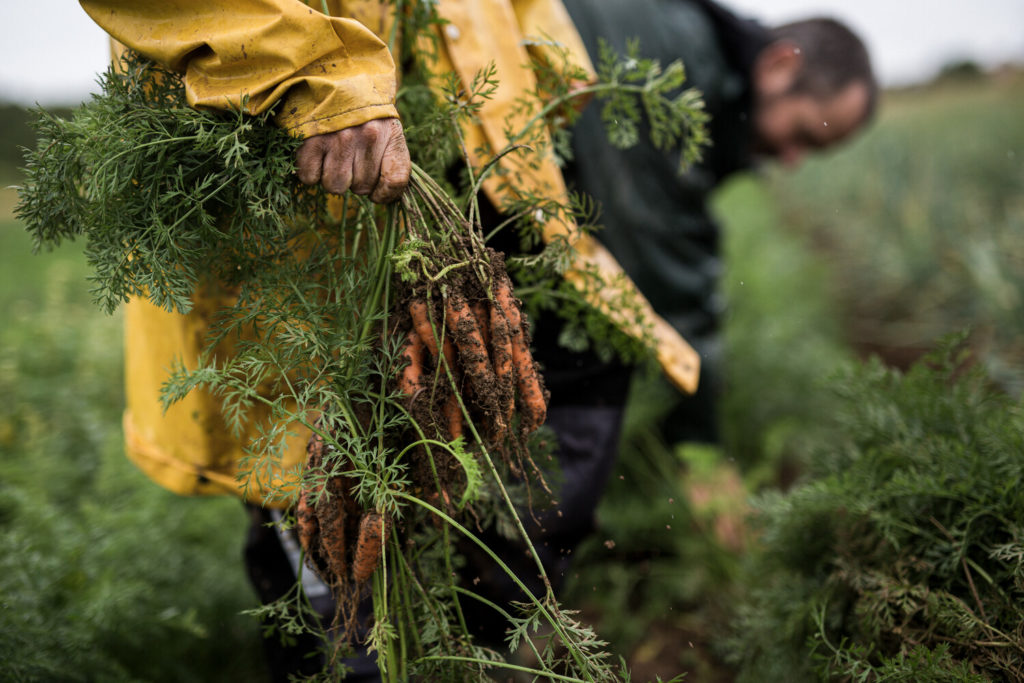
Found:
[471,300,491,350]
[398,329,425,399]
[408,298,439,358]
[318,494,348,582]
[352,511,387,584]
[495,277,547,434]
[494,276,522,329]
[441,336,456,374]
[296,488,319,559]
[443,391,463,441]
[446,293,502,429]
[312,428,353,583]
[489,301,515,438]
[445,295,491,377]
[306,428,325,470]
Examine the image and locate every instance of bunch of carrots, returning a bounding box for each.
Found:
[296,165,549,603]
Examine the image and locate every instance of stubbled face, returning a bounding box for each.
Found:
[752,80,870,167]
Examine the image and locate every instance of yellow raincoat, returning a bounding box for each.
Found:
[80,0,699,504]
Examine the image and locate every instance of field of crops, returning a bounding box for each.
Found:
[570,70,1024,680]
[0,187,268,679]
[772,72,1024,389]
[2,68,1022,680]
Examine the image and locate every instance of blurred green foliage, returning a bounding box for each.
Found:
[715,177,850,475]
[769,73,1024,395]
[727,338,1024,682]
[0,219,267,682]
[0,104,73,183]
[570,72,1024,681]
[564,385,742,679]
[562,170,850,678]
[714,73,1024,681]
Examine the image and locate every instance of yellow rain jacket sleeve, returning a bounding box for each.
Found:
[80,0,399,138]
[89,0,699,507]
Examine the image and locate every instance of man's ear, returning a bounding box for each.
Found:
[753,41,804,97]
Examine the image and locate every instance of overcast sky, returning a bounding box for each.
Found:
[2,1,1023,105]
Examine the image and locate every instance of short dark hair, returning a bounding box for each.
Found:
[770,18,878,119]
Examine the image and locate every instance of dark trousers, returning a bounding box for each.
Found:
[244,402,626,681]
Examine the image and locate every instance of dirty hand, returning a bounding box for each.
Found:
[295,117,410,204]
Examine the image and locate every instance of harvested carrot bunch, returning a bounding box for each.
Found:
[400,266,546,447]
[393,167,550,480]
[295,166,550,625]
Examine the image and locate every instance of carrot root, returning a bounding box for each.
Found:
[398,329,425,399]
[441,336,456,373]
[296,488,319,560]
[494,276,547,435]
[409,298,440,358]
[471,300,491,350]
[352,512,387,584]
[446,293,502,430]
[318,493,349,582]
[489,301,515,440]
[443,391,462,441]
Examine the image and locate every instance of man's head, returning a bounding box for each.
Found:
[750,18,876,166]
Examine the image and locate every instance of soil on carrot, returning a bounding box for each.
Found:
[394,246,546,489]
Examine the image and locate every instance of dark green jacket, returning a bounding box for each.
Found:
[563,0,768,345]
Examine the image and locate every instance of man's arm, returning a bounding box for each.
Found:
[81,0,409,201]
